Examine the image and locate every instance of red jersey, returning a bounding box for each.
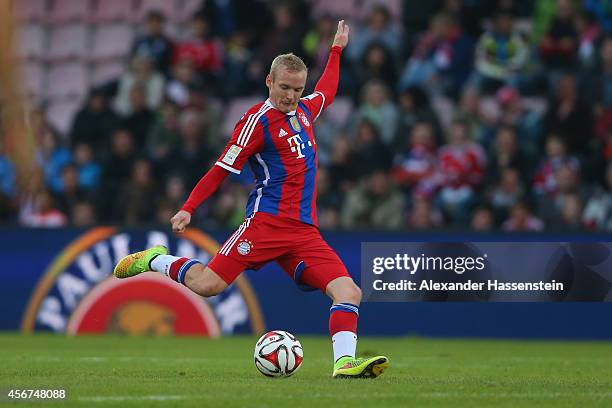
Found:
[212,46,343,226]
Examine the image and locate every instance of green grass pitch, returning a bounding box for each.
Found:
[1,334,611,407]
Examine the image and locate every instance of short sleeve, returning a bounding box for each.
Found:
[215,109,265,174]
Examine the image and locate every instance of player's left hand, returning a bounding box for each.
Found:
[170,210,191,233]
[332,20,350,49]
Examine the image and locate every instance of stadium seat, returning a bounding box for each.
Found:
[320,96,353,127]
[46,63,89,99]
[134,0,180,22]
[13,0,48,22]
[91,60,125,86]
[46,24,89,61]
[90,24,134,61]
[91,0,134,23]
[16,25,45,60]
[46,98,83,136]
[222,97,263,138]
[47,0,92,24]
[22,62,46,97]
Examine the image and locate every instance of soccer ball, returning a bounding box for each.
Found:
[254,330,303,377]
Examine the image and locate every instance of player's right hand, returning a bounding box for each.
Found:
[170,210,191,233]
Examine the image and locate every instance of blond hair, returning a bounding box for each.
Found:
[269,53,307,79]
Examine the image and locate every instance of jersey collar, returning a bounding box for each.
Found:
[265,98,296,116]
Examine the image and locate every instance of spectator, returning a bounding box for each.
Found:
[588,36,612,113]
[536,163,585,226]
[131,10,174,75]
[472,10,530,93]
[98,129,136,221]
[166,58,203,108]
[72,143,101,191]
[114,55,165,116]
[574,10,602,70]
[487,125,530,185]
[583,0,612,33]
[539,0,578,70]
[173,13,223,82]
[533,134,580,196]
[354,42,398,94]
[302,16,335,77]
[553,192,584,230]
[407,194,443,230]
[349,5,401,62]
[163,175,187,210]
[583,161,612,231]
[69,89,120,155]
[394,86,442,149]
[0,141,16,197]
[327,136,354,193]
[71,201,98,227]
[470,205,495,231]
[349,80,398,145]
[489,167,525,222]
[36,129,72,193]
[316,167,342,230]
[163,110,214,189]
[55,164,92,218]
[122,84,156,146]
[208,182,248,229]
[146,101,180,161]
[502,201,545,231]
[115,159,157,224]
[400,12,475,97]
[456,86,492,144]
[436,118,487,224]
[20,189,68,228]
[259,2,308,64]
[347,120,393,180]
[341,170,405,230]
[391,122,438,195]
[223,30,260,98]
[545,73,593,155]
[494,87,543,155]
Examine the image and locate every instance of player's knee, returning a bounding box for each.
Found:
[347,283,362,304]
[332,281,362,305]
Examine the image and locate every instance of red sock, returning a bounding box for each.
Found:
[329,310,358,335]
[168,258,189,284]
[329,303,359,361]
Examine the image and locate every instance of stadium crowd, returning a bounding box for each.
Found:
[1,0,611,232]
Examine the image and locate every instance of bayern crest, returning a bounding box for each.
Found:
[298,112,310,128]
[237,239,252,255]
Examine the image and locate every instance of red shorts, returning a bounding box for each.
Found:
[208,212,350,292]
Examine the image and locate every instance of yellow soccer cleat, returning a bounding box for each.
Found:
[113,246,168,278]
[332,355,389,379]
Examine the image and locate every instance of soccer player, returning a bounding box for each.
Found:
[114,20,389,379]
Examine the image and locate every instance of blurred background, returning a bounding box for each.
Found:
[1,0,610,233]
[0,0,611,340]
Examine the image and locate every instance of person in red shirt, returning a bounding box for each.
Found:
[173,14,223,80]
[114,21,388,379]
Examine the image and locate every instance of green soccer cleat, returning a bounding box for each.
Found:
[113,245,168,278]
[332,355,389,379]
